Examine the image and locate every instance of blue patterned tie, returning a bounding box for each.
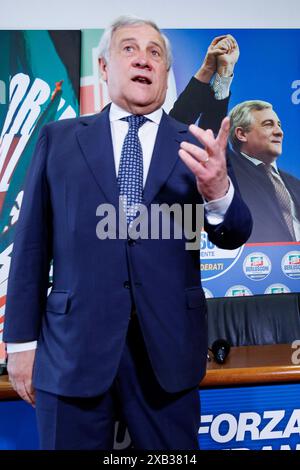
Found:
[118,115,147,224]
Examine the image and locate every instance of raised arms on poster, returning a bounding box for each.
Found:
[169,34,239,133]
[195,34,239,84]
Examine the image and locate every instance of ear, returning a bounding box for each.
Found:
[99,58,108,82]
[235,126,248,144]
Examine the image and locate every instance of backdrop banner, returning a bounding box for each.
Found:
[0,30,81,362]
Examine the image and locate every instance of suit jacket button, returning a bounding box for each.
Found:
[127,238,136,246]
[123,281,131,289]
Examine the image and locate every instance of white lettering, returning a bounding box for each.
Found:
[291,80,300,104]
[236,412,261,441]
[291,340,300,365]
[282,409,300,438]
[96,204,117,240]
[198,415,213,434]
[0,73,30,139]
[0,80,6,104]
[210,413,237,443]
[15,78,50,135]
[0,244,13,289]
[260,410,284,439]
[0,134,29,192]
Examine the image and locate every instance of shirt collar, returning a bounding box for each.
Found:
[241,152,279,173]
[109,102,163,125]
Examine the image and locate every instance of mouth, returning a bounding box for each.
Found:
[131,76,152,85]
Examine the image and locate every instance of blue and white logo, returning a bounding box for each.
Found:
[281,251,300,280]
[264,283,291,294]
[225,285,253,297]
[203,287,214,298]
[243,252,272,281]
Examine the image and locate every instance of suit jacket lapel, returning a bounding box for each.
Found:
[143,112,188,207]
[76,109,189,210]
[232,151,294,233]
[76,106,119,208]
[279,170,300,215]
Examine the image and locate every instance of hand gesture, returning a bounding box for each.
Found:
[179,117,230,201]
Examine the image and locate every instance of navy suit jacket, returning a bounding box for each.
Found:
[229,150,300,243]
[4,107,252,396]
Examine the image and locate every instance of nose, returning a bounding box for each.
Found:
[132,51,152,70]
[274,124,283,137]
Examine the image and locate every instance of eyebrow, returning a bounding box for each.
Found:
[261,119,282,126]
[148,41,164,51]
[119,38,164,51]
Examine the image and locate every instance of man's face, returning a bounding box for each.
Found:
[238,108,284,163]
[99,24,169,115]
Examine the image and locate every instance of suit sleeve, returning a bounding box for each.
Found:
[204,154,253,249]
[3,127,52,342]
[169,77,229,134]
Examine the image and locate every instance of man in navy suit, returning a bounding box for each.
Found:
[228,100,300,243]
[4,16,252,449]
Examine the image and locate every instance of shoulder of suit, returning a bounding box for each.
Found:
[228,150,258,168]
[43,108,190,139]
[44,112,102,132]
[279,168,300,187]
[164,111,189,133]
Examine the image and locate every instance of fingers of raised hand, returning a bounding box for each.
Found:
[179,141,210,163]
[216,117,230,150]
[210,35,228,47]
[178,147,209,178]
[186,125,218,156]
[215,35,238,54]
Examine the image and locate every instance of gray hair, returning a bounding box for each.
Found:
[97,15,172,70]
[229,100,273,150]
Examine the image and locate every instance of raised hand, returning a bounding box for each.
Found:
[178,117,230,201]
[195,35,239,83]
[216,35,239,76]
